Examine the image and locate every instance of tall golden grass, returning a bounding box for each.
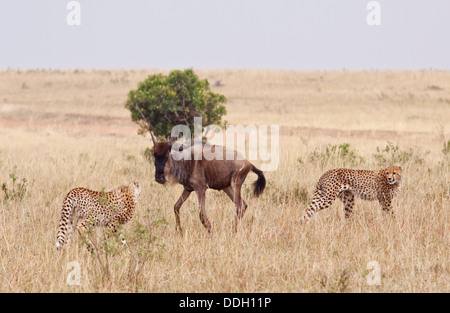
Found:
[0,69,448,292]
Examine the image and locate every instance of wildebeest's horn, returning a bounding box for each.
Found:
[150,131,157,146]
[168,136,176,146]
[135,102,157,146]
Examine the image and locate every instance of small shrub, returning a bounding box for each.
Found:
[442,140,450,156]
[1,169,27,203]
[84,216,167,291]
[308,143,364,167]
[98,188,108,205]
[267,182,310,206]
[143,147,154,163]
[427,85,443,91]
[373,142,429,166]
[294,184,310,205]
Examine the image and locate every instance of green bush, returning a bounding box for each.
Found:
[308,143,364,167]
[442,140,450,156]
[83,216,167,290]
[373,142,429,166]
[125,69,227,139]
[1,168,27,203]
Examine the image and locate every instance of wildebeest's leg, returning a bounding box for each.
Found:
[174,189,191,233]
[223,185,248,233]
[231,168,251,232]
[196,188,211,233]
[233,183,243,233]
[223,186,248,214]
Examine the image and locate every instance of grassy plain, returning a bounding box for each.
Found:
[0,69,448,292]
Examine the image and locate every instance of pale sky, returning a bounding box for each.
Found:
[0,0,449,70]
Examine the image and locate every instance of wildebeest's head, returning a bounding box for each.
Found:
[152,134,175,185]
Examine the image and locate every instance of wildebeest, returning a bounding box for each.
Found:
[151,133,266,233]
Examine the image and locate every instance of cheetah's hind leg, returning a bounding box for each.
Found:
[338,190,355,219]
[301,189,337,222]
[65,222,74,245]
[64,209,78,245]
[76,219,95,252]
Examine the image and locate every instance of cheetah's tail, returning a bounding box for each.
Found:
[55,197,74,250]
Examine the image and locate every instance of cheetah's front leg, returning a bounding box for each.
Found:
[378,195,395,217]
[106,218,128,245]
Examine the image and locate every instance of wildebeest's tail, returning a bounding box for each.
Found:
[251,165,266,197]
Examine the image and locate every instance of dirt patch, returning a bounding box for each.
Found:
[0,104,441,145]
[283,125,426,140]
[0,104,21,112]
[0,106,138,136]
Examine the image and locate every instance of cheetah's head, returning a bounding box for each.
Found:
[129,181,141,202]
[384,166,402,185]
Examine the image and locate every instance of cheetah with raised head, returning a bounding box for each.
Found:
[55,182,141,250]
[301,166,402,222]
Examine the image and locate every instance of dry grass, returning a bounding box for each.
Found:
[0,69,449,292]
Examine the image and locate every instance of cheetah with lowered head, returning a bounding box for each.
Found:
[55,182,141,249]
[301,166,402,222]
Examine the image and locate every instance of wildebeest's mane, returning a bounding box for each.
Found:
[167,141,207,185]
[169,158,193,185]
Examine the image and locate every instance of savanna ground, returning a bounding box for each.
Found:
[0,69,448,292]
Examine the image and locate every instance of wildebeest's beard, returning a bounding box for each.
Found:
[154,154,169,184]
